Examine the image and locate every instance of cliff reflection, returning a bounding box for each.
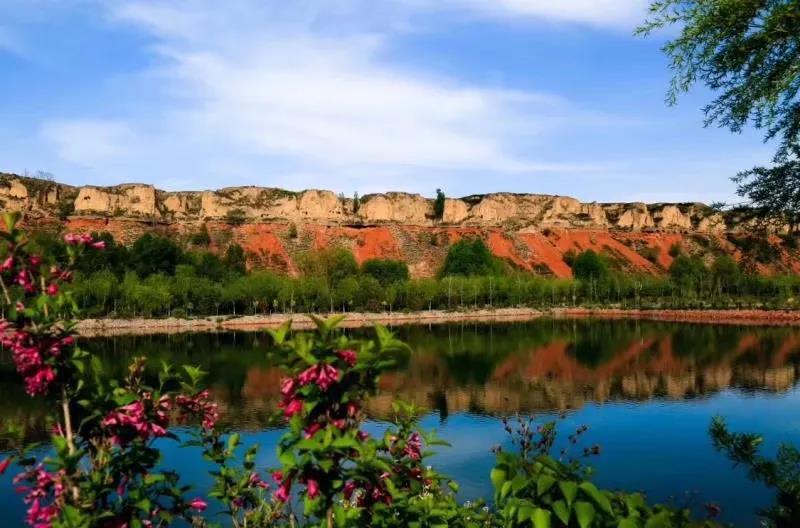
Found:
[2,320,800,441]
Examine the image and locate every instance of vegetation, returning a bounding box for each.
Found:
[440,238,504,277]
[360,258,409,286]
[226,208,247,226]
[434,188,445,220]
[733,146,800,235]
[0,220,795,527]
[638,0,800,157]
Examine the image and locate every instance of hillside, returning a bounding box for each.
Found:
[2,172,797,277]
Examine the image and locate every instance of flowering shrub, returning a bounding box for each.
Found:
[0,213,215,527]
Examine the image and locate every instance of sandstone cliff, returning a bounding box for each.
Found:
[2,172,796,278]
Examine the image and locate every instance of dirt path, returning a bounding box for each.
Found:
[73,307,800,337]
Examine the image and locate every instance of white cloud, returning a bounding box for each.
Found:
[450,0,651,28]
[41,119,139,166]
[32,0,635,192]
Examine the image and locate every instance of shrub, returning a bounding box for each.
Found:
[434,188,445,219]
[440,238,503,277]
[361,258,410,286]
[191,224,211,246]
[669,243,683,258]
[226,208,247,226]
[572,250,610,282]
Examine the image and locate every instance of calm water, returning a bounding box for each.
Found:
[3,319,800,525]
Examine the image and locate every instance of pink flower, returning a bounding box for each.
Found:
[297,365,319,386]
[28,255,42,267]
[45,284,58,296]
[271,471,283,483]
[316,364,339,391]
[404,431,423,461]
[303,422,323,439]
[0,458,10,475]
[1,256,14,272]
[337,349,357,367]
[280,377,296,397]
[90,240,106,250]
[248,472,269,490]
[274,478,292,502]
[188,497,207,512]
[306,479,320,499]
[343,481,357,500]
[282,398,303,418]
[346,402,359,417]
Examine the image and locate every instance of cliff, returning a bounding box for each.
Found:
[2,172,796,277]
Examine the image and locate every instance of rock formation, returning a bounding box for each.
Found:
[2,172,797,278]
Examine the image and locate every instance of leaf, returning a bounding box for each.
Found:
[537,475,556,496]
[552,500,570,525]
[574,501,595,528]
[618,518,640,528]
[644,512,671,528]
[266,320,292,345]
[532,508,552,528]
[559,481,578,506]
[579,481,613,515]
[490,467,507,491]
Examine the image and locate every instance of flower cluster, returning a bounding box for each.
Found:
[0,328,74,396]
[101,394,171,445]
[12,465,66,527]
[176,389,219,430]
[63,233,105,249]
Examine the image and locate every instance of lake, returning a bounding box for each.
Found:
[2,318,800,525]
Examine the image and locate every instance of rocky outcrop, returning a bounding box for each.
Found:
[0,173,731,232]
[8,172,800,278]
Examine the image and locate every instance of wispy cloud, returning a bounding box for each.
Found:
[29,0,631,191]
[41,119,139,166]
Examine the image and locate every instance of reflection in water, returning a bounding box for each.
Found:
[2,319,799,439]
[2,319,800,525]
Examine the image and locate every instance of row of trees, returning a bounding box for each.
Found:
[54,231,800,318]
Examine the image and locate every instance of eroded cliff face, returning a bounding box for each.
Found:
[2,172,796,278]
[0,173,726,231]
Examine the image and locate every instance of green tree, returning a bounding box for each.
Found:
[130,233,182,277]
[571,250,609,282]
[669,254,710,293]
[434,188,445,219]
[440,238,501,277]
[712,255,741,293]
[733,147,800,234]
[638,0,800,156]
[298,248,358,286]
[353,191,361,214]
[361,258,410,286]
[223,243,247,275]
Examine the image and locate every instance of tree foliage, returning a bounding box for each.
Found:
[440,238,503,277]
[361,258,409,286]
[638,0,800,156]
[733,147,800,233]
[571,250,610,282]
[434,188,445,220]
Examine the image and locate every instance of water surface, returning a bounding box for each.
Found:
[2,319,800,525]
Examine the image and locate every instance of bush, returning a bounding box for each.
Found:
[361,258,410,286]
[572,250,610,282]
[440,238,503,277]
[225,208,247,226]
[131,233,182,277]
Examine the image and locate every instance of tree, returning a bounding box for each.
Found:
[638,0,800,156]
[732,147,800,234]
[223,243,247,275]
[712,255,741,293]
[353,192,360,214]
[191,224,211,246]
[130,233,182,277]
[361,258,409,286]
[298,248,358,286]
[669,254,709,292]
[433,188,445,219]
[225,208,247,226]
[571,250,609,282]
[440,238,501,277]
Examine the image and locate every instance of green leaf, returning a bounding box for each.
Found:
[574,501,595,528]
[537,475,556,497]
[644,512,671,528]
[266,320,292,345]
[517,506,533,523]
[552,500,570,525]
[490,467,507,491]
[532,508,552,528]
[579,481,613,515]
[559,481,578,506]
[618,518,640,528]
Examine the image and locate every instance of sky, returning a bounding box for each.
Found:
[0,0,777,203]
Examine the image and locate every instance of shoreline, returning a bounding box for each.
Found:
[74,307,800,337]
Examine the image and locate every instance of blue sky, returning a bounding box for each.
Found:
[0,0,776,202]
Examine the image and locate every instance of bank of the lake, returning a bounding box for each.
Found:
[74,307,800,336]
